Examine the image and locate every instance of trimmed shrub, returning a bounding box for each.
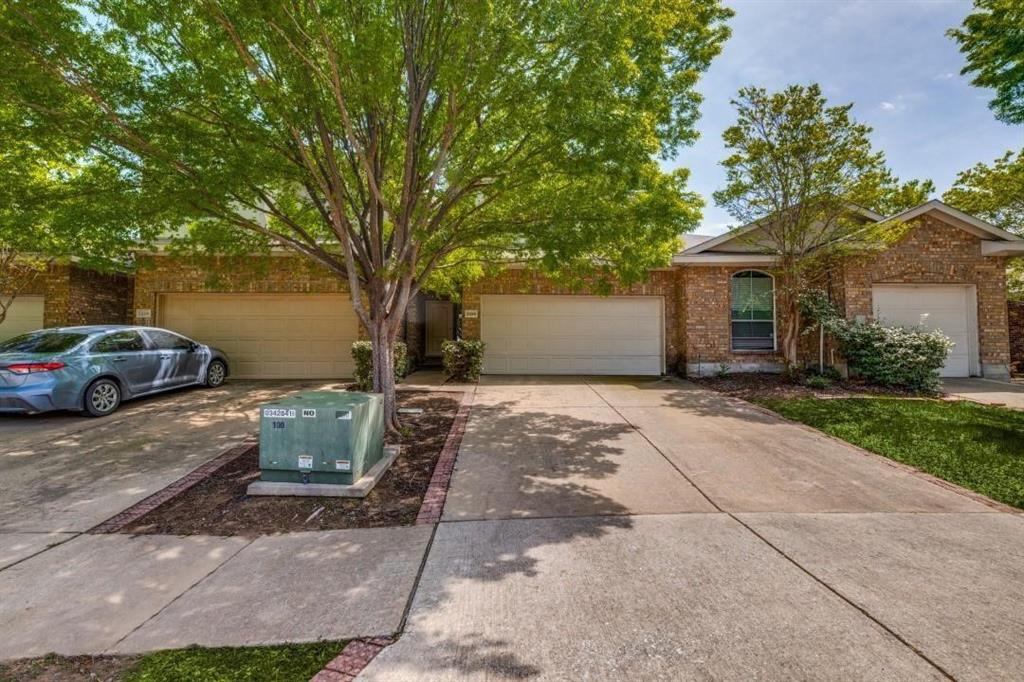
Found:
[351,341,409,392]
[442,339,485,382]
[829,319,953,393]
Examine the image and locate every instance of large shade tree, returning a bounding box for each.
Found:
[0,104,150,328]
[949,0,1024,125]
[713,84,933,369]
[0,0,732,427]
[944,149,1024,299]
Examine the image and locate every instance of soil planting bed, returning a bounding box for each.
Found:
[120,390,460,536]
[692,373,918,402]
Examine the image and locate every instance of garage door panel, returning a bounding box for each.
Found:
[0,296,45,340]
[160,293,357,379]
[481,295,663,376]
[872,285,975,378]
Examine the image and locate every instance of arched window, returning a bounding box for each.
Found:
[731,270,775,351]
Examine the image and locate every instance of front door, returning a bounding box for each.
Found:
[425,300,454,358]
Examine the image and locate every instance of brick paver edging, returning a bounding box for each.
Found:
[415,389,474,525]
[310,637,395,682]
[89,437,259,534]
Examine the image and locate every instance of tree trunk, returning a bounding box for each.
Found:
[780,294,802,373]
[368,318,400,433]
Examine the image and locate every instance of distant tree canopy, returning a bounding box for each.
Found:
[949,0,1024,125]
[714,83,933,368]
[944,149,1024,299]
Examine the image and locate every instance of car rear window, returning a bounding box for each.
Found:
[0,331,88,354]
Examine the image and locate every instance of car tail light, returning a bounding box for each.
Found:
[2,362,66,374]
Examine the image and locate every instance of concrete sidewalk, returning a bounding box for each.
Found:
[944,377,1024,410]
[364,376,1024,681]
[0,526,432,660]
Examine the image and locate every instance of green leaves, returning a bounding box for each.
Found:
[0,0,731,292]
[949,0,1024,125]
[943,148,1024,300]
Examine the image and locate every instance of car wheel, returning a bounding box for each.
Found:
[205,360,227,387]
[84,378,121,417]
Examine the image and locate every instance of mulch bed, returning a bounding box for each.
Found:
[119,390,460,537]
[0,653,139,682]
[691,373,919,402]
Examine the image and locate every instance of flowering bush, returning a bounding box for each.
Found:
[351,341,409,392]
[829,319,953,393]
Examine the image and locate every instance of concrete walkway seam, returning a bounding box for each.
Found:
[103,536,256,655]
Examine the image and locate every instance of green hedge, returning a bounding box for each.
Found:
[351,341,409,392]
[442,339,485,382]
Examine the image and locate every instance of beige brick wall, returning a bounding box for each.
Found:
[11,264,132,328]
[461,268,683,370]
[133,254,371,339]
[842,215,1010,371]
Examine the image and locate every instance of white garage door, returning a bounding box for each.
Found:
[0,296,45,341]
[480,295,664,375]
[159,294,359,379]
[872,285,977,377]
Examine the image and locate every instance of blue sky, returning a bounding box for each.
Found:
[674,0,1024,236]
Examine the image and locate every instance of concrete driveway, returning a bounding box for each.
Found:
[0,380,338,535]
[0,379,441,661]
[365,376,1024,681]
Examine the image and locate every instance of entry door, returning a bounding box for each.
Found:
[425,300,453,358]
[872,285,977,377]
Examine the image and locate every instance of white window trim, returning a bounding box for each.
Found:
[730,269,777,353]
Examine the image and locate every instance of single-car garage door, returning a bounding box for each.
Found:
[480,295,664,375]
[159,293,359,379]
[0,296,45,341]
[872,285,977,377]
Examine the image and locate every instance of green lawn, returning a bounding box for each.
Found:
[758,397,1024,509]
[0,642,348,682]
[123,641,346,682]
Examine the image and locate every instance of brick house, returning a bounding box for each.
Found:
[0,263,134,340]
[128,200,1023,381]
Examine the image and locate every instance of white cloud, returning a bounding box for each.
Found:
[880,101,898,111]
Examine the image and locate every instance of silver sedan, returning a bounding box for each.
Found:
[0,326,230,416]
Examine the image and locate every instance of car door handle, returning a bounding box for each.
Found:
[113,356,128,363]
[159,354,172,360]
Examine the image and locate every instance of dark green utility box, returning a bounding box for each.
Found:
[258,391,384,485]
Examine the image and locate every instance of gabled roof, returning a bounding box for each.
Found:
[674,199,1022,264]
[885,199,1020,242]
[680,204,885,257]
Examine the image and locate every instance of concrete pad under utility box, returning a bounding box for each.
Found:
[0,534,248,660]
[739,512,1024,681]
[362,515,943,681]
[114,525,433,653]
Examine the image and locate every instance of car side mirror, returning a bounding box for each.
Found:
[188,342,200,353]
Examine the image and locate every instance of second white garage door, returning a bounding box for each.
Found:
[0,296,45,341]
[872,285,977,377]
[159,293,359,379]
[480,295,664,375]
